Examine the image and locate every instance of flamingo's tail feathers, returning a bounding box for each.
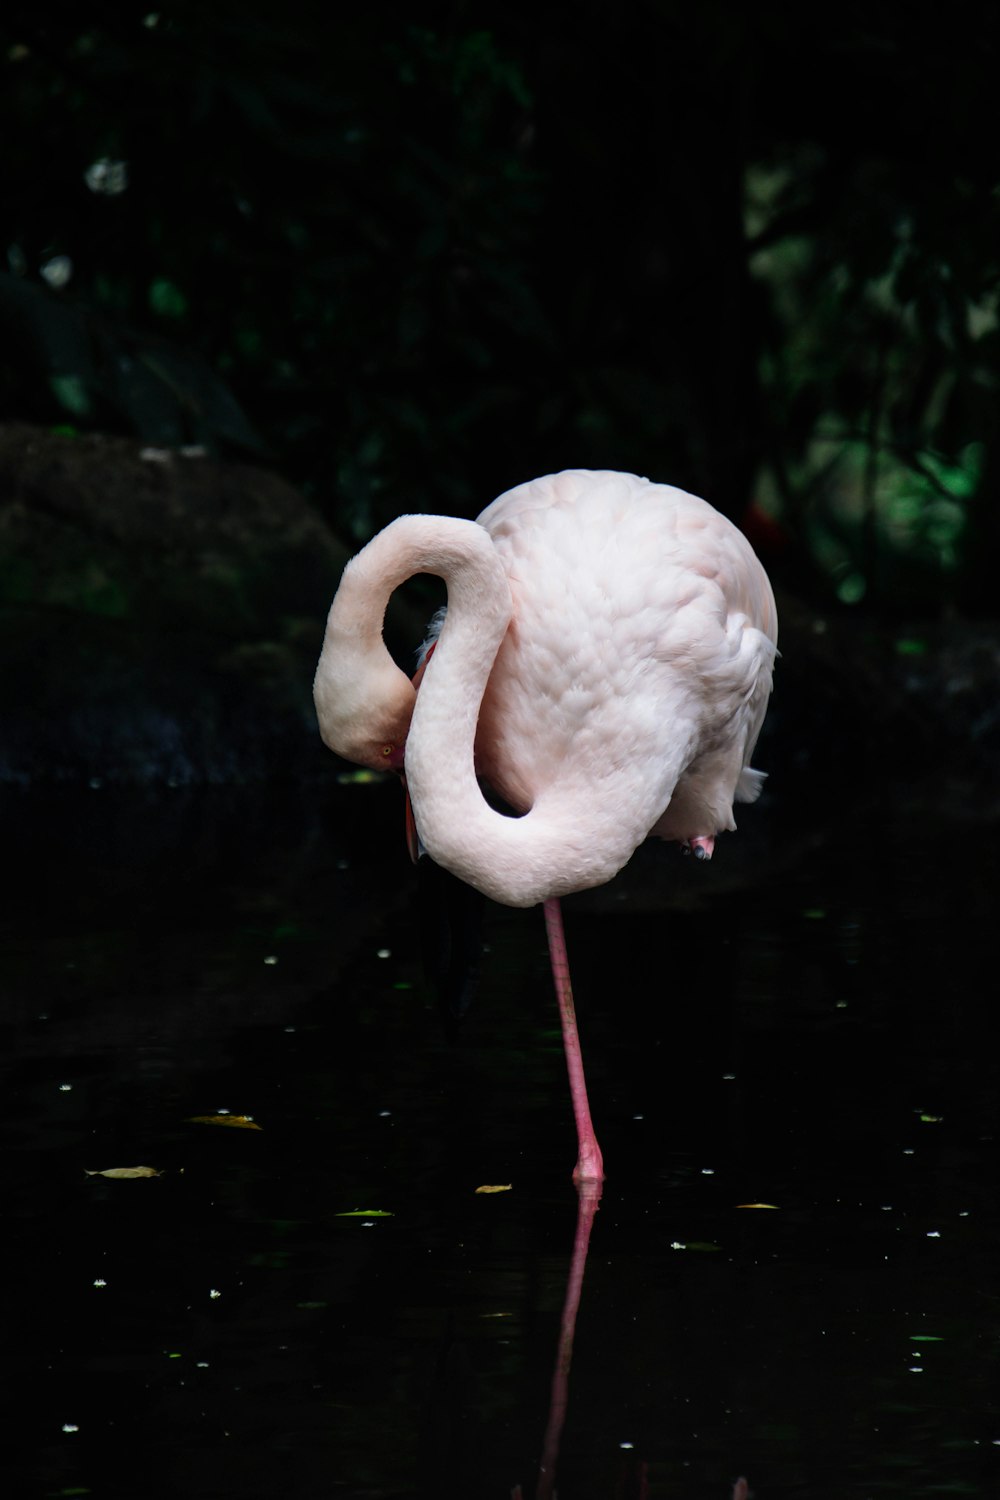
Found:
[735,767,766,804]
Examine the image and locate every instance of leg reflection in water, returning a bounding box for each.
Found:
[510,1177,751,1499]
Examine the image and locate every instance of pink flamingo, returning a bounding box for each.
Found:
[314,470,777,1182]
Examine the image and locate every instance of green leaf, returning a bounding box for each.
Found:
[50,373,92,417]
[149,278,188,319]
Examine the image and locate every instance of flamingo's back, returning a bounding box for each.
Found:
[472,470,777,848]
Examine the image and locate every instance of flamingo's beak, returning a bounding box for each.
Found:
[403,775,423,863]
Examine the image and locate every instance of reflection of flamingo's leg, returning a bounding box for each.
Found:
[535,1178,602,1500]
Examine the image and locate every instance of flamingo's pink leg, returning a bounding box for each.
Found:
[543,898,604,1183]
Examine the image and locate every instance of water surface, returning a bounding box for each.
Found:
[3,785,998,1498]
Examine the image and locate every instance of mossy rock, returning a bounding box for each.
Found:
[0,423,351,785]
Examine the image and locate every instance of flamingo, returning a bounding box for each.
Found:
[314,469,777,1183]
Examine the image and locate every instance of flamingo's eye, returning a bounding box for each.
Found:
[381,744,394,758]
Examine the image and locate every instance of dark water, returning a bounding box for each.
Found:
[3,784,998,1499]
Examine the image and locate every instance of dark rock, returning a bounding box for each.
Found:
[0,423,350,785]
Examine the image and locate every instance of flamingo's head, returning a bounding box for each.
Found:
[314,648,415,774]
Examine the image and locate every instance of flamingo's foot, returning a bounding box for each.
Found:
[682,835,715,861]
[572,1140,605,1184]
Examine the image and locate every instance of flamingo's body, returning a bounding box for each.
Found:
[314,470,777,1181]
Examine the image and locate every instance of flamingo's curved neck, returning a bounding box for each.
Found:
[314,514,503,767]
[328,513,681,909]
[398,520,673,909]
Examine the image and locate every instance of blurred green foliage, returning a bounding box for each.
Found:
[1,2,998,612]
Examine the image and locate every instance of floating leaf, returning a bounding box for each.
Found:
[736,1202,780,1210]
[84,1165,161,1179]
[336,769,386,785]
[910,1334,945,1342]
[188,1114,262,1130]
[475,1184,513,1194]
[335,1208,394,1217]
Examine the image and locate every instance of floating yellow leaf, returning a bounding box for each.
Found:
[736,1202,780,1209]
[84,1165,161,1179]
[475,1184,513,1194]
[188,1114,262,1130]
[335,1209,394,1217]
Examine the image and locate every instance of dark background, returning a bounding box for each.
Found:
[3,2,998,618]
[3,11,1000,1498]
